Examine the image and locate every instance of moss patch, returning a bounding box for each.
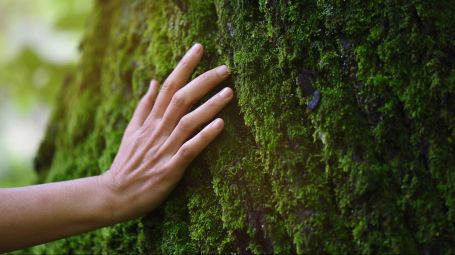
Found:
[27,0,455,253]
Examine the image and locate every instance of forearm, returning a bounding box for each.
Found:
[0,43,231,253]
[0,175,113,252]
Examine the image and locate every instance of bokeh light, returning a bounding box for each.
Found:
[0,0,92,187]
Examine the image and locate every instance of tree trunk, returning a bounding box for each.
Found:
[33,0,455,254]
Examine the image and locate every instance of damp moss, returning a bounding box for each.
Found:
[23,0,455,254]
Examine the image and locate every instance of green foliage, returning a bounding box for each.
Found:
[0,0,92,188]
[0,0,92,109]
[29,0,455,254]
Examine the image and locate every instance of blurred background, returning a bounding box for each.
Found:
[0,0,92,187]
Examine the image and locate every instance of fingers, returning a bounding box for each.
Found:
[170,118,225,170]
[161,87,233,154]
[159,65,230,135]
[129,80,160,128]
[148,43,203,120]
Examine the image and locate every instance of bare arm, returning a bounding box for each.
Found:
[0,43,233,252]
[0,176,112,251]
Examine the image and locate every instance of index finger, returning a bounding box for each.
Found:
[148,43,203,121]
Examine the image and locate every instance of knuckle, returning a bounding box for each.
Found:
[179,145,193,160]
[207,97,218,108]
[179,58,191,69]
[137,126,148,136]
[178,116,193,132]
[200,72,214,84]
[171,92,187,108]
[137,125,154,139]
[199,129,210,141]
[161,79,176,93]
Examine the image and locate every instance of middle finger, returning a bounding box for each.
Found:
[147,43,203,122]
[158,65,230,136]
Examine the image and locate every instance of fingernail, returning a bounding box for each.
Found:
[192,43,202,53]
[147,80,156,92]
[212,118,223,129]
[219,87,233,98]
[216,65,229,76]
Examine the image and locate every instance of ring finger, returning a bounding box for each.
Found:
[161,87,233,155]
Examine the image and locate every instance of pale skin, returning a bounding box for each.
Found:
[0,43,233,252]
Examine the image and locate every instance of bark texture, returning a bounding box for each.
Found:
[32,0,455,254]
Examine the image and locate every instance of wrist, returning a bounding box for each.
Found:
[94,173,121,225]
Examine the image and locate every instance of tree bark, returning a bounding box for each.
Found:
[34,0,455,254]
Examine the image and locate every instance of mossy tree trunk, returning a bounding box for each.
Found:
[33,0,454,254]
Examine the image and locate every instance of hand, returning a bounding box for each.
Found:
[100,44,233,223]
[0,44,232,252]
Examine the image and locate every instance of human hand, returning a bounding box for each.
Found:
[99,44,233,223]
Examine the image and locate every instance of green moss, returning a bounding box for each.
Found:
[26,0,455,254]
